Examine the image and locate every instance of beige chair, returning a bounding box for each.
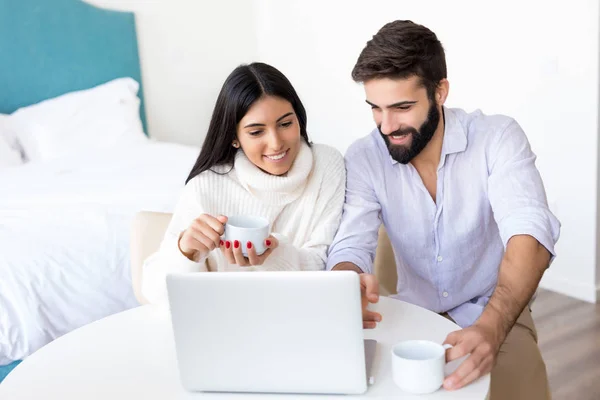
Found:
[373,226,398,296]
[130,212,398,305]
[130,211,173,305]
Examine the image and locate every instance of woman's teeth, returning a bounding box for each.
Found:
[266,151,286,160]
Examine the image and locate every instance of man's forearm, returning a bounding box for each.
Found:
[332,262,364,274]
[477,234,551,341]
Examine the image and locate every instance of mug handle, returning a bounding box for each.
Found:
[443,343,453,364]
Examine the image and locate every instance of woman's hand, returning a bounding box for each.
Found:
[178,214,228,261]
[220,235,279,266]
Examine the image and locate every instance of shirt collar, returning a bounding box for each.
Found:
[441,107,468,157]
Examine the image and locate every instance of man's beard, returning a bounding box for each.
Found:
[380,102,441,164]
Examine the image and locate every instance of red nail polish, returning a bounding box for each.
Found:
[234,240,240,249]
[266,240,271,246]
[247,241,252,249]
[220,240,224,246]
[225,241,231,249]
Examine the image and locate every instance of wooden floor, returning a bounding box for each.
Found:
[531,289,600,400]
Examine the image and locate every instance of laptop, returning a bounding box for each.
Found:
[166,270,376,395]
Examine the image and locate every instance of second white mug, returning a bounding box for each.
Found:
[391,340,452,394]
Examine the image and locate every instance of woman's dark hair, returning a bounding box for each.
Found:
[351,20,446,101]
[186,62,310,184]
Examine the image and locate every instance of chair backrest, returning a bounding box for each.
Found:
[374,226,398,296]
[130,211,173,304]
[130,212,398,304]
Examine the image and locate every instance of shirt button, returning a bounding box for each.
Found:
[442,291,449,298]
[437,255,443,262]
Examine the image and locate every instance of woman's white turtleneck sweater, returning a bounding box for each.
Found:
[141,142,346,304]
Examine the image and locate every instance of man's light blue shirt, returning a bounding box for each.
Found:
[327,107,561,327]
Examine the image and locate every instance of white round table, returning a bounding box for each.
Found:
[0,296,489,399]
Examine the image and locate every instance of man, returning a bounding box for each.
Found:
[327,20,560,399]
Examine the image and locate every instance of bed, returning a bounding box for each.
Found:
[0,0,198,370]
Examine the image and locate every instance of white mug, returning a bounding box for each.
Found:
[391,340,452,394]
[223,215,270,256]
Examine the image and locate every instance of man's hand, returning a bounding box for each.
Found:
[442,321,503,390]
[359,273,382,328]
[332,263,382,329]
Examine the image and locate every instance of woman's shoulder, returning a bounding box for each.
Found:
[310,143,344,169]
[185,164,234,188]
[309,143,345,183]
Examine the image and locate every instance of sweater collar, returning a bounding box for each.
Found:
[233,141,313,206]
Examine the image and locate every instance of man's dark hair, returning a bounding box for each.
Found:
[351,20,447,100]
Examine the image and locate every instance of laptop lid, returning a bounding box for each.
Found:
[166,271,367,395]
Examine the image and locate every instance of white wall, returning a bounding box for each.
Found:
[255,0,600,302]
[90,0,600,302]
[86,0,258,146]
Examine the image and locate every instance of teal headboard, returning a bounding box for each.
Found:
[0,0,147,133]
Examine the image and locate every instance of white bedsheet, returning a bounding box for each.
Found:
[0,140,199,365]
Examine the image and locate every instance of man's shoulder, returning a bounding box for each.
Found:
[346,129,386,163]
[450,107,521,147]
[451,108,516,133]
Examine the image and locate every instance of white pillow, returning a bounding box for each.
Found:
[0,114,23,168]
[10,78,147,162]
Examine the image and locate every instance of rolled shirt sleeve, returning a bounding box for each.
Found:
[487,119,561,261]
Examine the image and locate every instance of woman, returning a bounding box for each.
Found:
[141,63,345,304]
